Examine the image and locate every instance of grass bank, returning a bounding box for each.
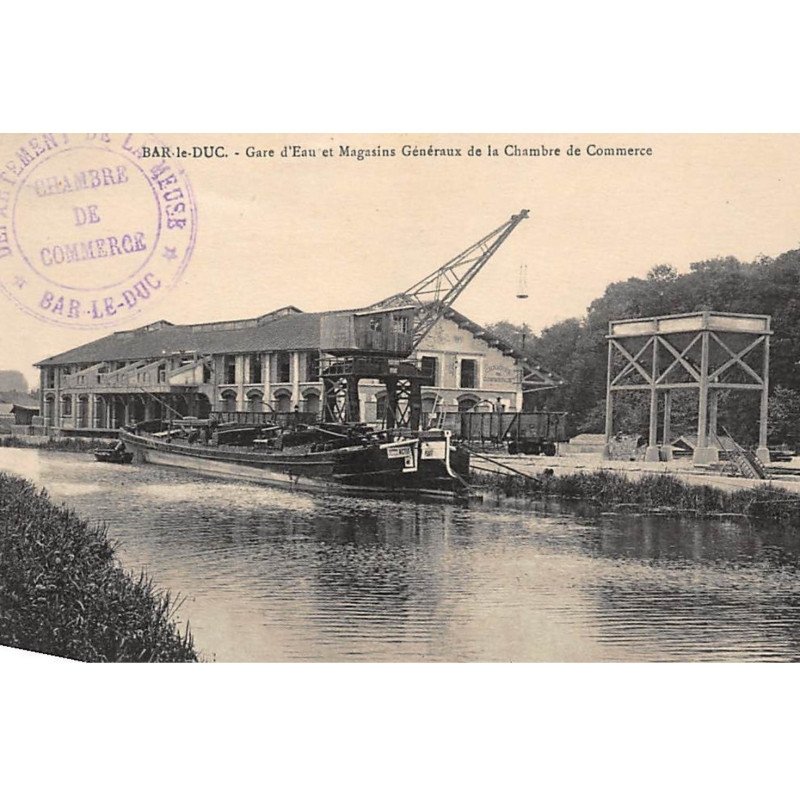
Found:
[471,468,800,524]
[0,435,112,452]
[0,472,198,662]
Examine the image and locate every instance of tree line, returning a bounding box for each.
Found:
[487,248,800,448]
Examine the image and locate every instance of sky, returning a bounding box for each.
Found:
[3,133,800,389]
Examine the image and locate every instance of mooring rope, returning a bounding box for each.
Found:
[462,445,543,485]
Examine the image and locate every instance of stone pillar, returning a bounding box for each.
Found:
[291,352,301,409]
[756,335,771,464]
[603,340,614,459]
[39,368,46,420]
[235,355,245,412]
[263,352,271,413]
[54,369,62,432]
[645,336,660,462]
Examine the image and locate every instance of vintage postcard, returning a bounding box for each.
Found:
[2,132,800,662]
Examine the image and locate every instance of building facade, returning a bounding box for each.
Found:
[35,305,559,432]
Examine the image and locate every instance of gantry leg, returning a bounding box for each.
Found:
[662,389,672,461]
[694,326,719,465]
[603,340,614,460]
[756,335,771,464]
[645,337,660,462]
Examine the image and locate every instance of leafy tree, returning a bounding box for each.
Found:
[483,247,800,447]
[768,387,800,449]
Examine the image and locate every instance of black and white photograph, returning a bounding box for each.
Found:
[3,133,800,664]
[4,3,800,795]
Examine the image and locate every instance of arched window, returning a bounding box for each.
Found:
[196,393,212,419]
[94,396,106,427]
[77,395,90,428]
[274,390,291,413]
[44,394,55,425]
[457,395,479,414]
[421,394,437,414]
[130,396,146,424]
[62,394,73,417]
[303,391,320,417]
[221,390,237,413]
[246,390,263,413]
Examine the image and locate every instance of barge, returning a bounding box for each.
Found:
[119,421,471,501]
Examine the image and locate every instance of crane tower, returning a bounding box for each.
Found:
[319,210,530,428]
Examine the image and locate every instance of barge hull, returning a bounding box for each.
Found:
[121,431,467,501]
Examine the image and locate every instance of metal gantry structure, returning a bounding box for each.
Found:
[604,311,772,464]
[320,210,531,428]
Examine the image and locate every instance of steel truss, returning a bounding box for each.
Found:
[604,311,772,464]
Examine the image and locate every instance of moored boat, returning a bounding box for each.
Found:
[94,446,134,464]
[119,421,471,501]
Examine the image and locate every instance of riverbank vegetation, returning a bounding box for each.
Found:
[0,472,197,662]
[0,435,112,452]
[471,467,800,524]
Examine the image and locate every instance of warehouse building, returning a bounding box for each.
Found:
[35,304,559,433]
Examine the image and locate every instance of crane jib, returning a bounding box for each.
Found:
[402,209,530,349]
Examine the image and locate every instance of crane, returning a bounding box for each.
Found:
[321,209,545,428]
[368,209,530,352]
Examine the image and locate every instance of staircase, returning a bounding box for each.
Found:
[719,427,768,480]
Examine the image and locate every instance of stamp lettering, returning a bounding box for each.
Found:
[0,225,10,259]
[39,232,147,267]
[89,297,118,319]
[0,133,196,328]
[73,205,101,226]
[121,272,162,308]
[34,165,128,197]
[39,291,80,318]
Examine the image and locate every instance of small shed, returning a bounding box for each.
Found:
[671,433,737,459]
[11,404,38,425]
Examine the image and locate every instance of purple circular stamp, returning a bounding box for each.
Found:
[0,133,196,328]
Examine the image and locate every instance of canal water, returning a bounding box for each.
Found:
[3,447,800,662]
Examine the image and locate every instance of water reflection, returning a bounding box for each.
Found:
[2,448,800,662]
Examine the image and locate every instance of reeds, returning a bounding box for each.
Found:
[472,467,800,524]
[0,473,198,662]
[0,435,111,452]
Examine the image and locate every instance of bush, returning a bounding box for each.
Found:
[0,472,198,662]
[473,465,800,524]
